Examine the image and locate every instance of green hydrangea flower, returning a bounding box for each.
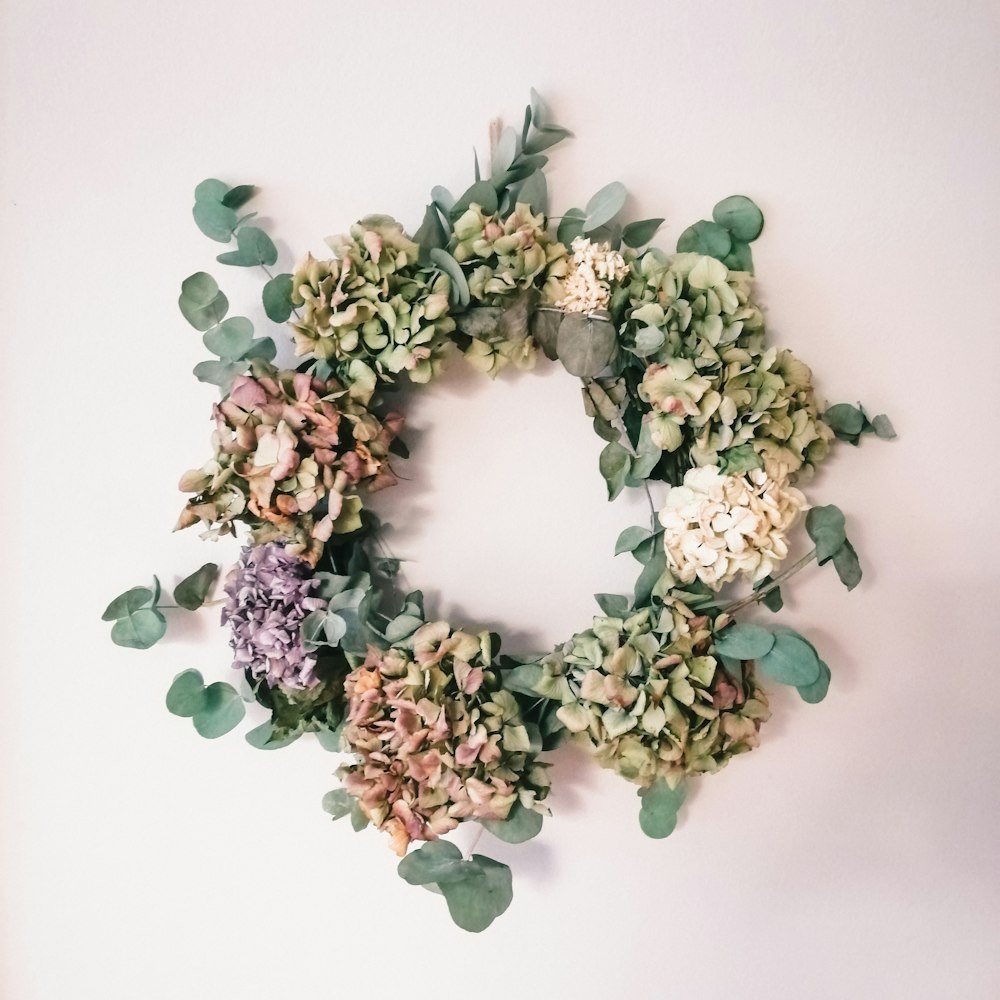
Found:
[628,252,832,481]
[290,215,455,387]
[552,601,770,787]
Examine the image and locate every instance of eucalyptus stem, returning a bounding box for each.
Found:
[721,547,817,616]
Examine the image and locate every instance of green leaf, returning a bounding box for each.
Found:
[173,563,219,611]
[584,181,627,232]
[110,608,166,649]
[193,359,246,392]
[712,195,764,242]
[753,575,783,613]
[398,840,467,886]
[634,547,668,607]
[798,661,831,703]
[245,721,301,750]
[638,779,687,839]
[501,662,544,697]
[557,315,616,377]
[203,317,254,359]
[428,249,470,310]
[872,414,897,440]
[178,272,229,331]
[440,855,513,933]
[599,441,631,501]
[824,403,866,437]
[516,169,547,214]
[718,443,764,475]
[758,631,822,687]
[262,273,295,322]
[595,593,630,617]
[451,180,498,217]
[221,184,255,209]
[722,240,754,273]
[806,505,848,564]
[714,623,775,660]
[217,226,278,267]
[192,682,245,739]
[165,669,207,718]
[350,800,369,831]
[194,178,228,203]
[481,801,543,844]
[413,202,449,263]
[832,539,862,591]
[622,218,664,248]
[615,525,653,555]
[557,208,586,246]
[676,220,732,260]
[242,336,276,362]
[102,585,154,621]
[321,788,353,821]
[193,199,238,243]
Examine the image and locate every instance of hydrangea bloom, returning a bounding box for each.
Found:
[221,542,327,690]
[658,466,807,589]
[553,602,770,787]
[338,622,550,856]
[290,216,455,386]
[176,362,401,563]
[556,237,629,313]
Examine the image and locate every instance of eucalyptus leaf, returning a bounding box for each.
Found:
[501,662,544,698]
[556,208,586,246]
[110,608,166,649]
[758,631,822,687]
[192,682,245,739]
[638,779,687,839]
[173,563,219,611]
[481,801,543,844]
[193,199,238,243]
[165,669,207,718]
[615,525,653,555]
[221,184,255,209]
[217,226,278,267]
[634,547,668,607]
[823,403,866,437]
[599,441,631,501]
[722,241,754,273]
[595,593,630,617]
[832,539,862,591]
[203,317,254,359]
[452,180,498,218]
[321,788,353,821]
[622,218,664,248]
[583,181,627,232]
[192,359,246,393]
[806,505,847,564]
[262,273,295,322]
[440,855,513,933]
[632,326,665,357]
[178,273,229,331]
[245,721,301,750]
[676,219,732,260]
[712,195,764,242]
[429,248,470,310]
[194,178,228,203]
[871,414,897,440]
[797,661,832,704]
[714,623,775,660]
[242,337,277,362]
[516,169,547,215]
[557,315,616,377]
[102,585,154,621]
[398,840,467,886]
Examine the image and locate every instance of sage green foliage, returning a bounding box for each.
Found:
[165,669,246,739]
[481,800,544,844]
[103,579,167,649]
[192,178,259,244]
[678,194,765,273]
[300,568,373,656]
[715,623,830,701]
[823,402,896,445]
[806,504,863,591]
[638,778,687,838]
[262,273,295,322]
[397,841,514,932]
[173,563,219,611]
[217,226,277,268]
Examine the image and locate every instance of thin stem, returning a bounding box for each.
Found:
[721,548,818,616]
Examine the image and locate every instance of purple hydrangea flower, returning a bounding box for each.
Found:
[221,542,327,689]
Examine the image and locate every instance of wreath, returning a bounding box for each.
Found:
[104,91,895,932]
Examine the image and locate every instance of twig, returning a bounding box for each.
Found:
[721,548,817,616]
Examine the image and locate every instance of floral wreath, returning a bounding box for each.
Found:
[105,92,895,932]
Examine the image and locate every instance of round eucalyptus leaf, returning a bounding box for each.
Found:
[638,779,687,839]
[321,788,353,820]
[165,669,207,718]
[798,661,831,704]
[584,181,627,232]
[110,608,166,649]
[676,220,732,260]
[758,631,822,687]
[556,314,616,377]
[203,317,254,360]
[712,195,765,242]
[397,840,467,886]
[440,855,513,933]
[806,505,847,564]
[713,623,775,661]
[193,199,238,243]
[194,178,228,203]
[102,585,153,622]
[262,273,295,323]
[192,682,245,739]
[481,802,543,844]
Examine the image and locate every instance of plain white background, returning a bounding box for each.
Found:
[3,1,998,997]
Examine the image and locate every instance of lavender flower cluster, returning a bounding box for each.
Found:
[221,542,327,690]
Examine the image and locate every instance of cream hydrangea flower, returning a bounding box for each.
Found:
[556,237,629,313]
[658,466,807,589]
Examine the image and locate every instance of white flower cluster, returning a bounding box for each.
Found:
[556,237,629,313]
[658,466,807,590]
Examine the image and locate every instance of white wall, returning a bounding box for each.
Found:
[3,1,998,997]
